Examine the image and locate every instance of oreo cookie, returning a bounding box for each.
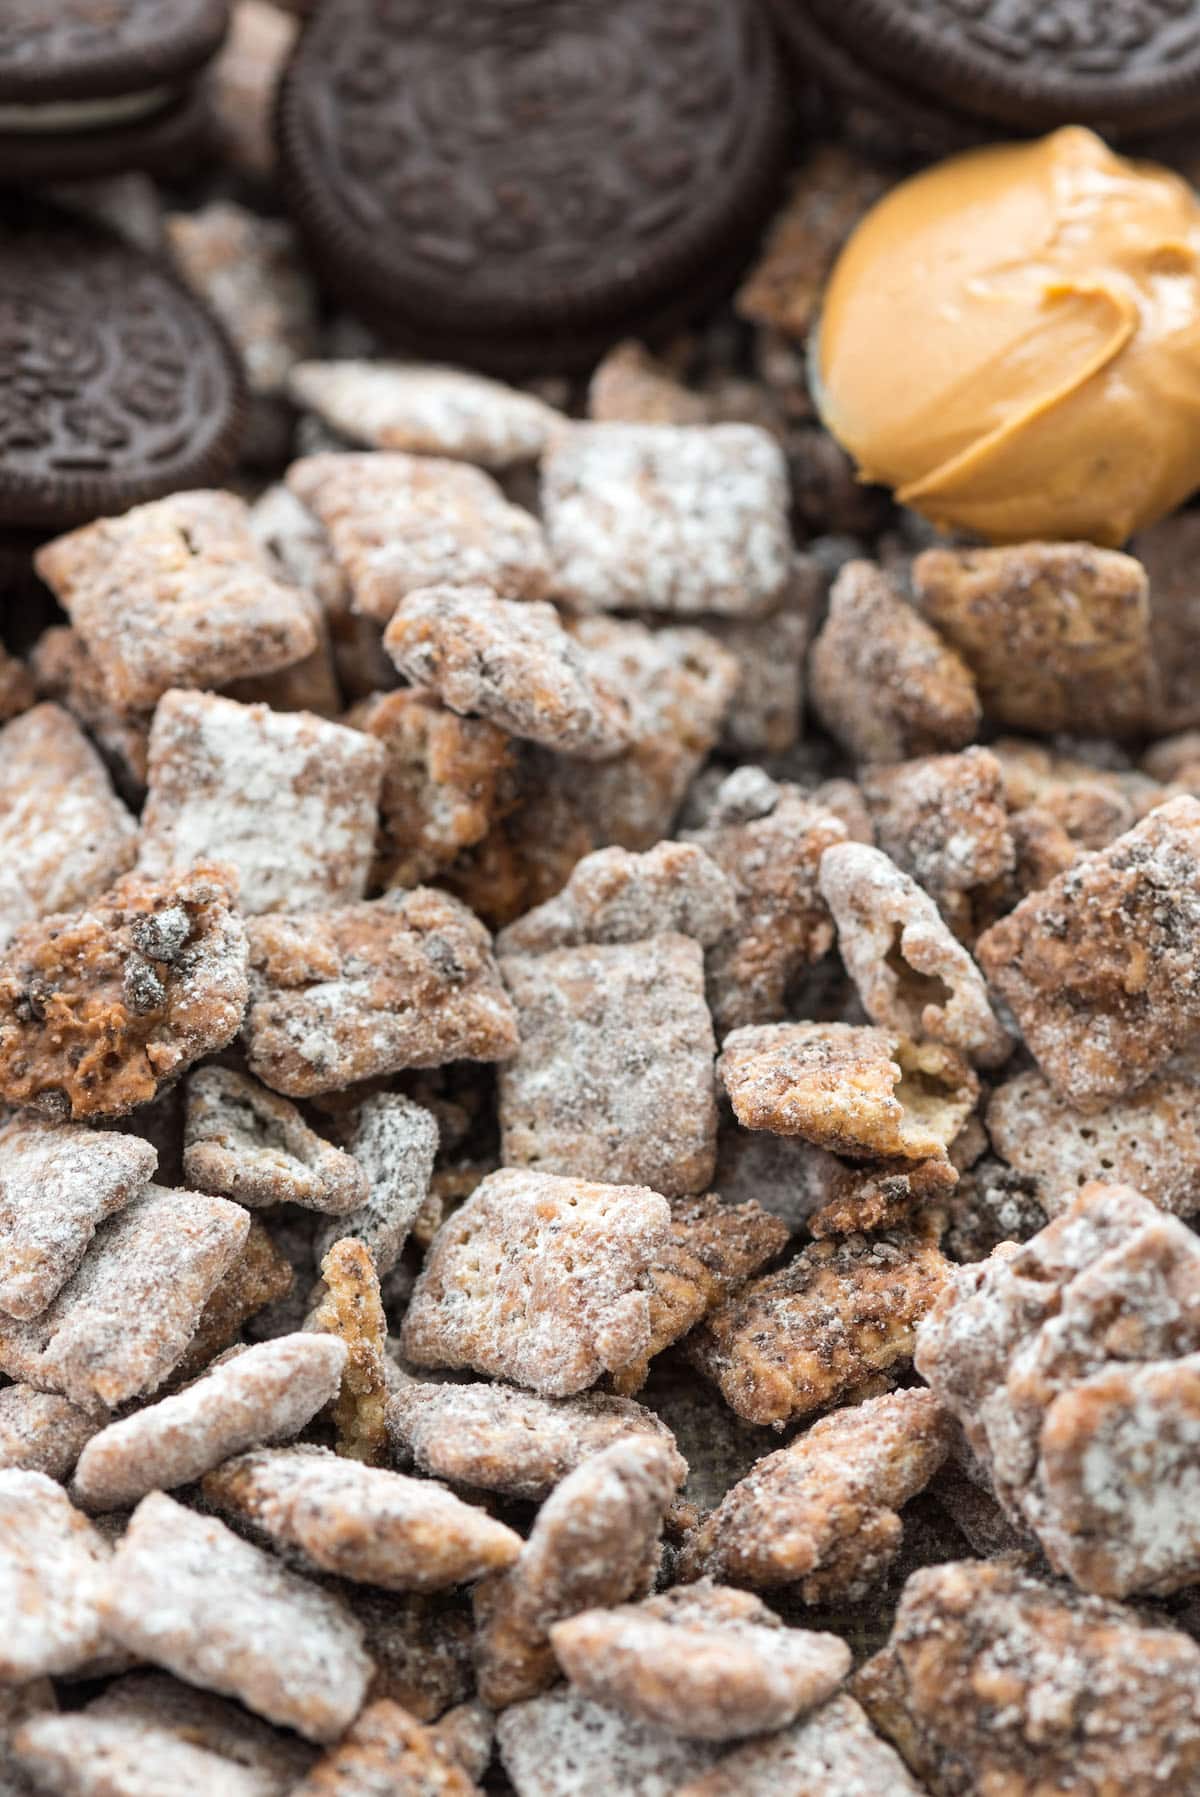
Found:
[779,0,1200,140]
[0,207,245,531]
[0,0,230,182]
[276,0,790,372]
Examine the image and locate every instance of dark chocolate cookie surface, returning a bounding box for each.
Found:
[0,210,244,530]
[277,0,789,370]
[797,0,1200,135]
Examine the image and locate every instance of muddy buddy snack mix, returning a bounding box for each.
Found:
[14,22,1200,1792]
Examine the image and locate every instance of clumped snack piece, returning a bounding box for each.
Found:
[0,704,136,951]
[138,690,384,913]
[499,934,717,1198]
[809,561,980,763]
[35,491,317,711]
[719,1021,978,1162]
[242,887,518,1096]
[312,1093,438,1277]
[0,1471,111,1680]
[859,746,1014,915]
[473,1435,684,1708]
[100,1491,373,1742]
[0,1184,248,1411]
[30,627,152,804]
[986,1064,1200,1218]
[0,863,249,1122]
[383,586,631,761]
[0,1119,157,1321]
[72,1332,348,1512]
[806,1152,957,1240]
[308,1237,390,1464]
[387,1376,679,1502]
[400,1168,671,1398]
[819,842,1012,1067]
[286,452,552,623]
[203,1443,522,1591]
[687,781,847,1035]
[912,541,1155,736]
[288,1699,483,1797]
[542,423,790,617]
[855,1560,1200,1796]
[183,1065,367,1213]
[0,1385,99,1481]
[550,1582,851,1742]
[288,361,563,466]
[676,1693,928,1797]
[346,690,517,890]
[690,1229,951,1426]
[679,1388,953,1596]
[976,796,1200,1107]
[916,1181,1200,1596]
[84,1670,317,1793]
[10,1714,278,1797]
[497,1687,719,1796]
[496,841,737,956]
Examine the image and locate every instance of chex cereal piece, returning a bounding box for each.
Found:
[288,1699,482,1797]
[809,561,980,763]
[854,1560,1200,1795]
[288,360,563,466]
[587,339,707,426]
[204,1444,521,1590]
[690,1229,951,1427]
[0,1385,99,1480]
[736,145,889,339]
[913,541,1156,736]
[0,1184,248,1410]
[541,423,791,618]
[440,763,595,932]
[707,562,817,757]
[243,887,517,1097]
[11,1714,277,1797]
[431,1701,493,1782]
[30,628,152,804]
[387,1377,679,1503]
[916,1181,1200,1596]
[308,1237,390,1463]
[35,492,318,712]
[400,1169,670,1397]
[219,589,342,721]
[209,0,298,181]
[976,796,1200,1107]
[806,1153,958,1240]
[167,202,318,398]
[676,1693,927,1797]
[1135,511,1200,731]
[72,1333,347,1512]
[474,1436,684,1708]
[138,691,384,913]
[986,1064,1200,1218]
[287,452,552,623]
[0,1472,111,1679]
[172,1218,294,1383]
[0,864,249,1122]
[496,841,736,956]
[312,1093,438,1277]
[550,1582,850,1742]
[609,1194,791,1396]
[859,747,1014,915]
[347,690,516,890]
[86,1672,318,1791]
[992,737,1156,847]
[0,1119,156,1320]
[679,1388,953,1595]
[686,782,847,1035]
[100,1492,372,1741]
[499,935,717,1198]
[819,843,1012,1068]
[718,1022,978,1162]
[249,482,351,619]
[183,1065,367,1213]
[0,705,136,951]
[0,647,34,724]
[496,1687,719,1796]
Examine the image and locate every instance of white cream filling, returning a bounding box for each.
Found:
[0,86,177,134]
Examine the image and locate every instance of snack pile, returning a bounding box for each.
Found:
[7,3,1200,1796]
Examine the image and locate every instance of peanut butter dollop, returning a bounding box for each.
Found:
[815,127,1200,545]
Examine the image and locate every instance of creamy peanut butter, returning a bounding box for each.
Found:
[815,127,1200,545]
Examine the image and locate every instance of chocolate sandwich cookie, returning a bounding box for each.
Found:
[0,0,230,182]
[276,0,790,372]
[776,0,1200,141]
[0,206,245,531]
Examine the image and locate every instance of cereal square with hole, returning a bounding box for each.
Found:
[137,689,384,913]
[286,451,552,622]
[499,934,718,1198]
[35,491,319,712]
